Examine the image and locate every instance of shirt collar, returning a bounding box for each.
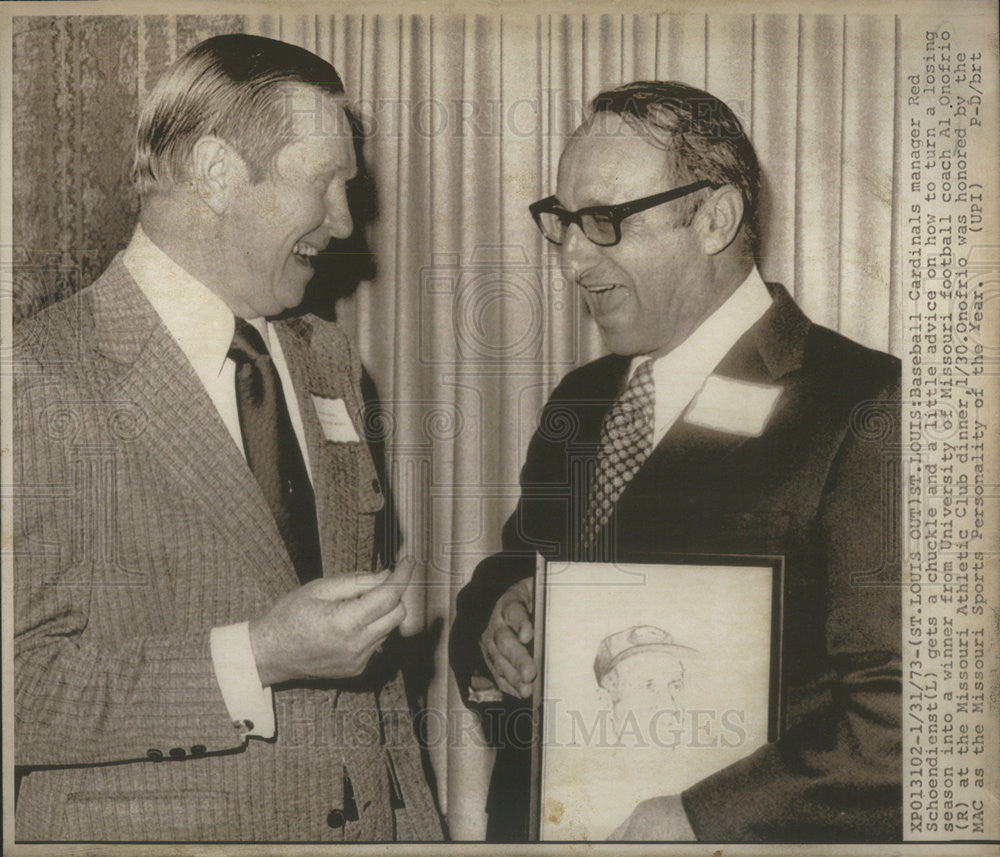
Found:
[629,266,772,384]
[122,225,269,377]
[629,267,773,442]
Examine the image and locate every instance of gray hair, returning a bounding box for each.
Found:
[133,33,346,195]
[589,81,761,259]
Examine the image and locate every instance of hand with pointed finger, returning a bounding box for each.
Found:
[479,576,536,698]
[249,558,413,686]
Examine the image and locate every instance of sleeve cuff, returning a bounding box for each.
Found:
[210,622,275,739]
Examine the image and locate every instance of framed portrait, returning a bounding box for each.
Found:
[530,555,784,841]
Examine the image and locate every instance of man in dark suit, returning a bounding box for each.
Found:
[450,81,901,842]
[14,34,440,841]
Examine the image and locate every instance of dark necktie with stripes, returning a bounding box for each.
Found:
[229,318,322,584]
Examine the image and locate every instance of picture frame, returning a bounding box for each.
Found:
[530,554,785,841]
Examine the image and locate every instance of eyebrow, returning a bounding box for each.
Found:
[552,196,615,211]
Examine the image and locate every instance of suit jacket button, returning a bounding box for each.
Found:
[190,745,207,757]
[326,809,346,829]
[146,749,164,761]
[168,747,186,759]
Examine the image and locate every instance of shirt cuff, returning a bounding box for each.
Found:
[210,622,275,739]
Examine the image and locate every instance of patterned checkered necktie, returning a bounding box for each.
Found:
[581,359,656,549]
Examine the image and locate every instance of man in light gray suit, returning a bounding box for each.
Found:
[14,34,441,841]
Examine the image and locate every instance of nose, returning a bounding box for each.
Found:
[559,222,597,283]
[324,183,354,240]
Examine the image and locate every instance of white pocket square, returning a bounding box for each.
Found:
[311,395,361,443]
[684,375,782,437]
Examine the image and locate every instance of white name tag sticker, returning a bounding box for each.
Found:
[311,395,361,443]
[684,375,782,437]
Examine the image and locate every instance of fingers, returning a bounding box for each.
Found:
[349,580,406,629]
[249,559,419,684]
[475,577,538,698]
[503,599,534,645]
[481,621,535,698]
[364,599,407,644]
[502,577,534,644]
[495,586,535,681]
[308,556,414,603]
[496,626,535,686]
[481,634,518,685]
[480,637,524,697]
[493,671,525,698]
[470,674,498,691]
[350,597,409,672]
[316,557,415,627]
[307,568,391,602]
[385,556,415,589]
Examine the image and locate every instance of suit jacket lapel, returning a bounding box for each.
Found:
[90,258,299,601]
[577,354,631,446]
[274,317,381,577]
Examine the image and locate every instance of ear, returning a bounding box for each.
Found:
[692,184,744,256]
[190,136,242,215]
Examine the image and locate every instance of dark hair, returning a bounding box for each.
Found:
[133,33,345,194]
[590,81,761,258]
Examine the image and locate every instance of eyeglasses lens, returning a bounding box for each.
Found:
[539,211,618,246]
[581,213,616,245]
[538,211,567,244]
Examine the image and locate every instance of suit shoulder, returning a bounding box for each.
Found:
[804,324,900,397]
[548,353,629,403]
[15,256,130,349]
[291,314,362,386]
[15,285,88,341]
[14,285,97,374]
[299,313,351,350]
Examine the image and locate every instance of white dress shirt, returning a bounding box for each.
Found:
[629,267,773,447]
[123,225,315,739]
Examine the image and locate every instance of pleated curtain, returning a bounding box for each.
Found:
[12,11,901,839]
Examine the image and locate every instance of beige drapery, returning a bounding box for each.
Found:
[12,12,900,838]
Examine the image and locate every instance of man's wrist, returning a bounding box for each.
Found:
[247,617,280,687]
[210,622,275,738]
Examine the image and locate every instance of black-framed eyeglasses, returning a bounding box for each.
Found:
[528,180,716,247]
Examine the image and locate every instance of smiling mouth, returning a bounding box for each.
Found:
[292,241,320,260]
[583,283,622,296]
